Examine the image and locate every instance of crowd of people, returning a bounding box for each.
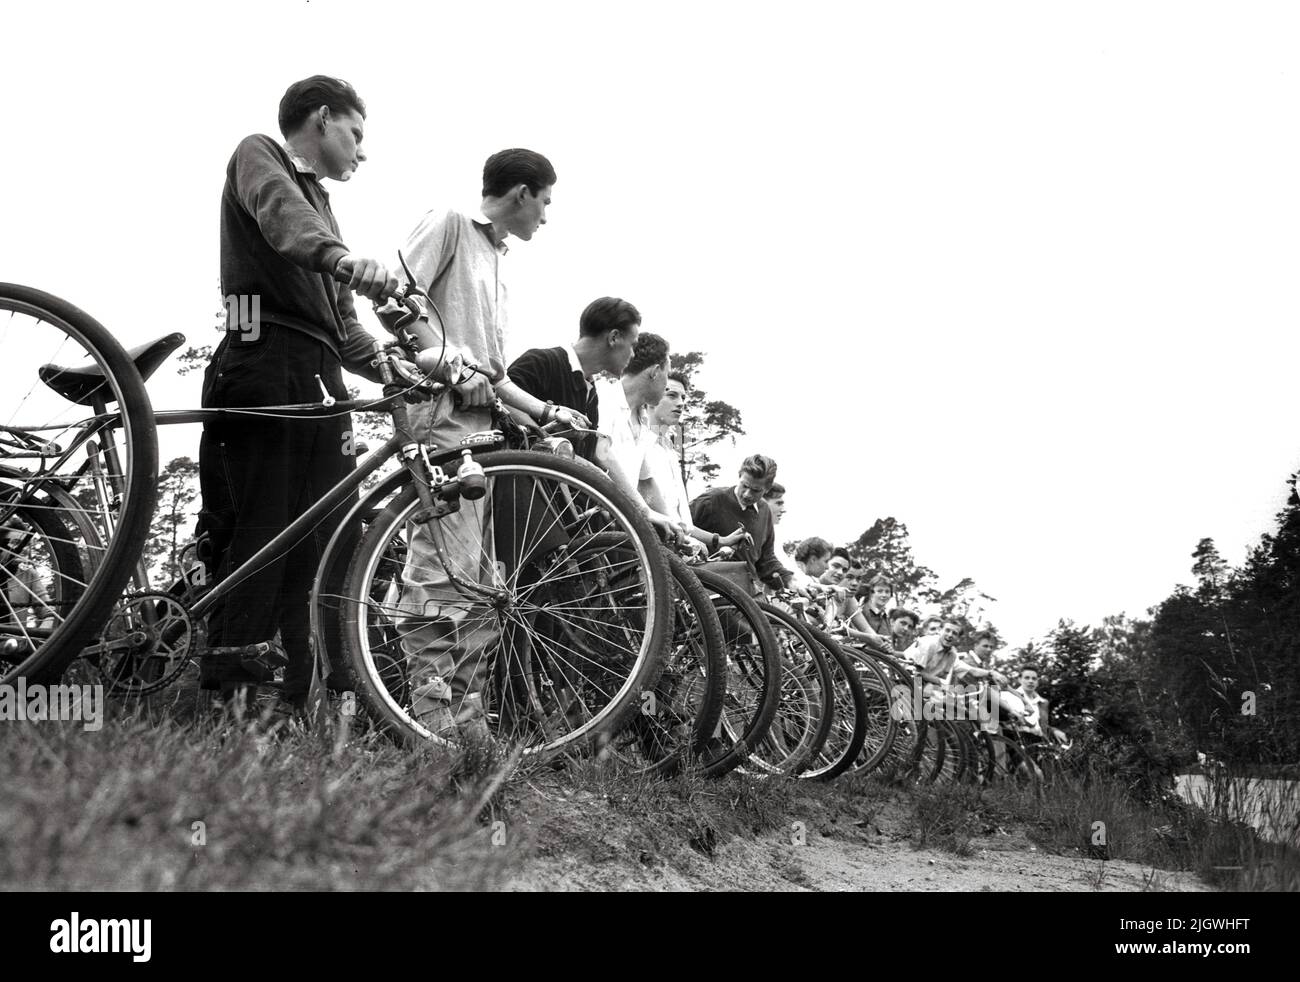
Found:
[199,72,1067,749]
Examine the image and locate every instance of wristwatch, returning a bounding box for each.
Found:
[537,401,557,425]
[711,534,720,552]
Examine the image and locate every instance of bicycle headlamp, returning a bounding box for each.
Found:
[535,437,574,460]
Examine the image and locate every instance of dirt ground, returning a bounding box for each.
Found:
[498,779,1210,893]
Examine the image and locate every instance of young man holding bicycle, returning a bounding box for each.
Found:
[381,148,569,735]
[640,370,747,558]
[592,333,702,549]
[505,296,642,460]
[199,75,398,709]
[690,455,794,593]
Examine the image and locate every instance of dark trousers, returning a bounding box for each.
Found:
[197,322,355,697]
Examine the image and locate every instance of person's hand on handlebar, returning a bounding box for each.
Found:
[718,527,748,549]
[453,370,495,409]
[553,407,591,430]
[335,254,399,304]
[675,525,707,558]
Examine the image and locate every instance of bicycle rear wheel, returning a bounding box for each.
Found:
[0,284,157,684]
[338,451,672,757]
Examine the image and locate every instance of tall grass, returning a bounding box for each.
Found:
[0,700,519,890]
[906,757,1300,890]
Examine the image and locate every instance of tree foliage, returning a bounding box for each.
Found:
[146,456,200,586]
[669,351,745,490]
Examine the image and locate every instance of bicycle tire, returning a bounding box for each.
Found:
[338,450,671,757]
[746,601,836,777]
[690,566,781,778]
[983,732,1042,790]
[848,645,919,780]
[832,642,899,777]
[798,624,869,781]
[605,546,725,777]
[0,284,157,684]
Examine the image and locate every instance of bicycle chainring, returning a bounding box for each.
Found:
[89,591,194,696]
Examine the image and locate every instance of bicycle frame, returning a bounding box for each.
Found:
[1,378,516,657]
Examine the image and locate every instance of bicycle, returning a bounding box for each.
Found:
[0,277,675,758]
[0,283,158,686]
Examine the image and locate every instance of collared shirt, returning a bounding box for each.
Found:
[220,134,381,382]
[596,378,654,489]
[283,143,315,175]
[565,343,594,395]
[861,605,891,637]
[690,485,792,590]
[641,428,692,527]
[906,636,960,683]
[395,206,511,385]
[506,344,602,460]
[733,487,759,513]
[1014,687,1048,730]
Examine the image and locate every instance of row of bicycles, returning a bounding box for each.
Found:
[0,280,1063,787]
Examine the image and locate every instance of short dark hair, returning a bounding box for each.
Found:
[831,547,851,563]
[625,332,669,376]
[970,630,996,646]
[278,76,366,138]
[1020,665,1040,676]
[795,536,833,564]
[482,149,557,197]
[739,454,778,485]
[667,370,691,391]
[849,560,865,571]
[922,615,943,630]
[890,608,919,627]
[579,297,640,339]
[941,615,966,633]
[763,482,785,500]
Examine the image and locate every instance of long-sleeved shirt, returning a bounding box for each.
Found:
[392,207,510,384]
[689,485,792,590]
[219,134,381,381]
[506,344,599,423]
[507,344,600,459]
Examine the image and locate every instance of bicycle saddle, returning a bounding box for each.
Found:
[39,332,187,406]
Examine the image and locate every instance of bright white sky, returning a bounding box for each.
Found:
[3,0,1298,647]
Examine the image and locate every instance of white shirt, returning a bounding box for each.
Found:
[595,378,654,491]
[642,431,692,527]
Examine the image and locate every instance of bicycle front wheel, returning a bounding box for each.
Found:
[0,284,157,684]
[338,451,672,757]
